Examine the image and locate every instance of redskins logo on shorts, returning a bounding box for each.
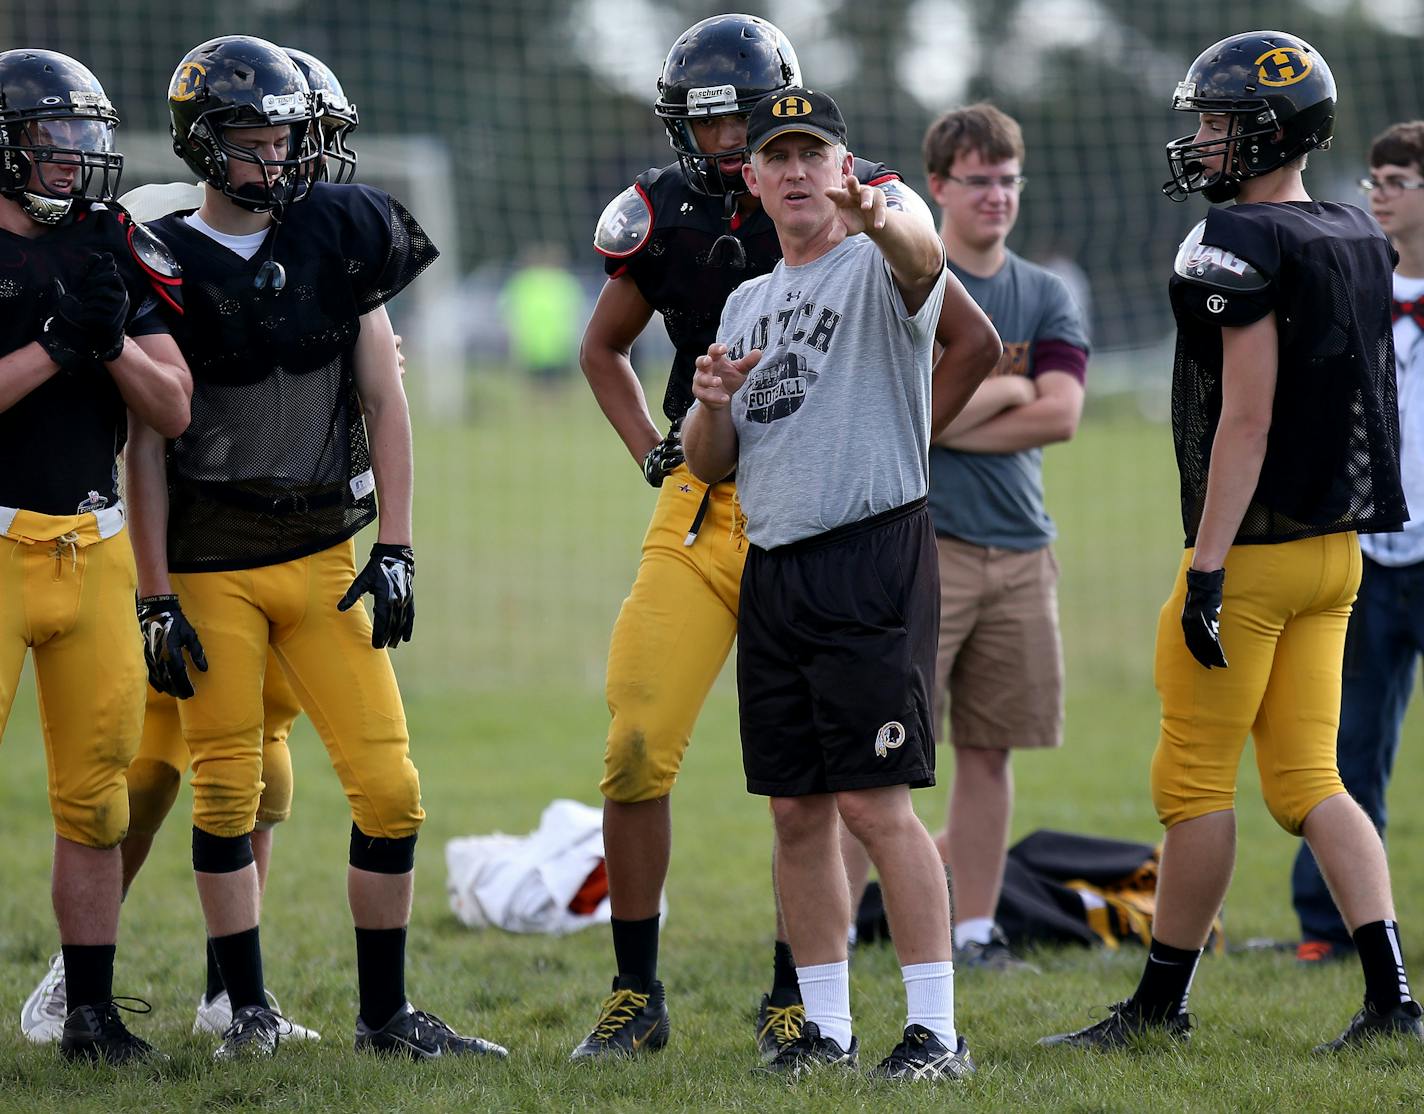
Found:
[874,721,905,758]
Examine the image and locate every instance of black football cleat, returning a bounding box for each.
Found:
[213,1003,283,1060]
[761,1020,858,1077]
[1314,1000,1424,1053]
[1038,1000,1192,1050]
[59,999,166,1065]
[872,1023,976,1080]
[755,992,806,1064]
[354,1002,508,1059]
[570,977,669,1061]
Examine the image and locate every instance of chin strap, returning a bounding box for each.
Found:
[708,191,746,269]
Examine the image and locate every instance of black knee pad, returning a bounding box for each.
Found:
[349,823,417,874]
[192,826,255,873]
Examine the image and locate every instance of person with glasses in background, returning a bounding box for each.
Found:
[1286,120,1424,967]
[845,103,1089,974]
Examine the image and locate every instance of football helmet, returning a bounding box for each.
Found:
[284,47,359,184]
[168,35,320,213]
[655,14,800,198]
[0,49,123,225]
[1164,30,1335,203]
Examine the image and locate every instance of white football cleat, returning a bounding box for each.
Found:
[194,989,321,1042]
[20,952,67,1044]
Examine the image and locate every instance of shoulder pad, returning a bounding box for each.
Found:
[119,181,204,222]
[879,178,935,230]
[594,184,654,259]
[1173,219,1269,292]
[128,220,182,282]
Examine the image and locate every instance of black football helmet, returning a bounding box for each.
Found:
[0,49,123,225]
[284,47,359,184]
[655,14,801,198]
[168,35,320,214]
[1164,30,1336,204]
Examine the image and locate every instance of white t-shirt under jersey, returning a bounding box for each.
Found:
[183,211,269,261]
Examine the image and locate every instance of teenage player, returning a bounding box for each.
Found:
[0,47,192,1063]
[1041,30,1423,1053]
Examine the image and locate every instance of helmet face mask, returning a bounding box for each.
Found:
[0,49,124,224]
[654,14,800,198]
[1162,31,1336,204]
[284,47,359,184]
[169,36,322,214]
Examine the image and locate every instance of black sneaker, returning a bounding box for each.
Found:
[59,999,165,1065]
[213,1003,283,1060]
[955,926,1039,973]
[355,1001,508,1059]
[1038,1000,1192,1050]
[872,1023,976,1080]
[755,993,805,1064]
[762,1020,858,1077]
[569,977,669,1061]
[1314,1000,1424,1053]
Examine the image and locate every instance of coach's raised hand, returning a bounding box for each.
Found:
[825,173,888,241]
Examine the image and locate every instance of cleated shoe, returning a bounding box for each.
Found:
[213,1003,283,1060]
[1038,1000,1192,1050]
[21,953,67,1044]
[762,1021,859,1077]
[355,1001,508,1060]
[1314,1000,1424,1053]
[195,989,321,1042]
[873,1024,976,1080]
[755,993,805,1064]
[955,926,1039,974]
[59,999,166,1065]
[570,977,669,1061]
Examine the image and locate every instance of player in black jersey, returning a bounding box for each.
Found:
[1042,31,1422,1054]
[122,35,505,1061]
[0,48,192,1064]
[572,14,998,1063]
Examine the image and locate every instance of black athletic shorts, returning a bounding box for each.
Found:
[737,498,939,797]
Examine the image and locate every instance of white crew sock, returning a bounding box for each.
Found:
[795,960,853,1050]
[903,960,957,1048]
[953,916,996,950]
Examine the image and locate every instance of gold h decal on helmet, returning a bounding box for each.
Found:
[771,95,812,118]
[1254,47,1312,88]
[171,61,207,102]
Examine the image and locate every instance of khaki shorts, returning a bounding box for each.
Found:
[933,535,1064,750]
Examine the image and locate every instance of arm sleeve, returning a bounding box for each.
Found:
[348,186,441,315]
[1030,272,1090,383]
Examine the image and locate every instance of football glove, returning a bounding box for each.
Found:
[338,543,415,649]
[1181,567,1228,669]
[137,593,208,698]
[641,424,685,488]
[38,252,130,370]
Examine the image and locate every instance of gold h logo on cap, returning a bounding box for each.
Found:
[771,95,812,118]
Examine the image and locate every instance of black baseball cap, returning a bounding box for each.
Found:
[746,87,848,153]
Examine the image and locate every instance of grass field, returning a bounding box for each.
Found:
[1,378,1421,1111]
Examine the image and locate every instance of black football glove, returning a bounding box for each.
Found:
[1181,567,1229,669]
[137,593,208,698]
[338,543,415,649]
[38,252,130,370]
[641,423,685,488]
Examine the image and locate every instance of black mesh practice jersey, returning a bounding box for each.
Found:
[151,182,437,572]
[597,159,899,423]
[0,204,175,516]
[1168,201,1406,547]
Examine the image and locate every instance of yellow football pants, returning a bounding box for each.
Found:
[600,466,745,803]
[127,651,301,838]
[171,539,422,838]
[0,513,143,847]
[1151,532,1360,834]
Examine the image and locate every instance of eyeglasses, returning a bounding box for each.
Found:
[1359,176,1424,195]
[945,174,1027,192]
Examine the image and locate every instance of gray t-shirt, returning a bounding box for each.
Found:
[711,234,947,549]
[928,251,1090,551]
